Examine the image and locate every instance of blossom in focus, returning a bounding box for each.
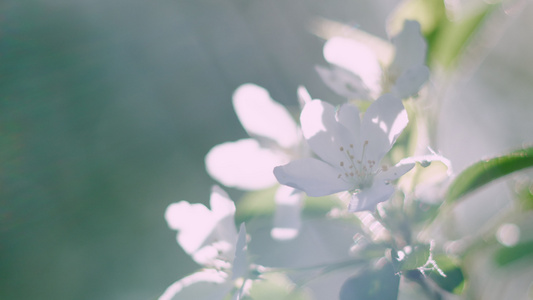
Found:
[274,94,414,212]
[316,20,429,100]
[205,83,310,240]
[160,187,250,300]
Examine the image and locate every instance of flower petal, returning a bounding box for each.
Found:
[158,269,232,300]
[232,223,248,279]
[271,186,303,240]
[392,65,430,99]
[165,201,215,255]
[376,162,415,181]
[274,158,352,197]
[348,180,395,212]
[389,20,427,78]
[301,100,357,166]
[315,65,371,100]
[233,83,300,149]
[336,102,362,156]
[360,94,408,163]
[210,186,239,256]
[323,37,382,98]
[205,139,286,190]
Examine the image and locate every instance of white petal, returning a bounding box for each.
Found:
[392,65,430,99]
[271,186,303,240]
[323,37,382,98]
[158,269,232,300]
[360,94,408,163]
[336,103,362,155]
[396,152,453,176]
[376,162,415,181]
[390,20,427,78]
[233,83,300,149]
[231,223,248,279]
[348,181,395,212]
[315,65,371,100]
[301,100,357,166]
[165,201,210,231]
[210,186,239,257]
[205,139,286,190]
[210,185,236,220]
[297,85,312,109]
[274,158,352,197]
[165,202,216,255]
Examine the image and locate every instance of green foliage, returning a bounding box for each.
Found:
[235,186,343,224]
[428,255,466,294]
[339,263,400,300]
[446,147,533,203]
[494,241,533,266]
[389,0,496,69]
[247,273,311,300]
[398,244,431,271]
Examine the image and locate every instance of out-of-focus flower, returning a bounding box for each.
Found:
[274,94,414,212]
[205,84,310,240]
[316,20,429,100]
[161,187,250,300]
[165,185,238,267]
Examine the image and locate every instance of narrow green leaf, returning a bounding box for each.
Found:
[494,241,533,266]
[429,4,495,68]
[429,255,466,294]
[399,244,431,271]
[235,186,342,224]
[339,263,400,300]
[446,147,533,203]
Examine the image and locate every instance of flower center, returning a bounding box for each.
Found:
[336,140,382,191]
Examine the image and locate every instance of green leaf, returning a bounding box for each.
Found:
[429,4,495,68]
[235,186,342,224]
[248,273,311,300]
[429,255,466,294]
[398,244,431,271]
[339,263,400,300]
[494,241,533,266]
[446,147,533,204]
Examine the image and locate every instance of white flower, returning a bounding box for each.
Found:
[273,94,414,212]
[164,185,238,267]
[316,20,429,100]
[205,83,309,240]
[161,187,250,300]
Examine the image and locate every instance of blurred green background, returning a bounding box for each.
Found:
[0,0,400,299]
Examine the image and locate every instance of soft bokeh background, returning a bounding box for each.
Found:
[2,0,533,299]
[1,1,399,299]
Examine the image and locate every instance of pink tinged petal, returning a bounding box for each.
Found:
[205,139,286,190]
[274,158,352,197]
[392,65,430,99]
[231,223,248,279]
[315,65,372,100]
[390,20,427,78]
[165,201,216,255]
[210,186,239,254]
[297,85,312,109]
[271,186,303,240]
[300,100,357,166]
[158,269,232,300]
[348,180,395,212]
[360,94,408,163]
[323,37,382,98]
[233,83,300,149]
[210,185,236,220]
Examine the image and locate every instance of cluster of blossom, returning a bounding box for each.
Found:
[159,20,445,299]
